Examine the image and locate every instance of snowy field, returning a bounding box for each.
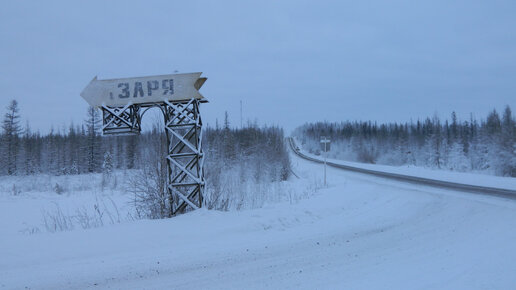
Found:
[2,152,516,289]
[0,171,137,236]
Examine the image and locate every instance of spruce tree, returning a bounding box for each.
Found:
[85,106,102,172]
[1,100,22,175]
[500,106,516,176]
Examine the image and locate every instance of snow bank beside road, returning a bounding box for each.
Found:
[296,144,516,191]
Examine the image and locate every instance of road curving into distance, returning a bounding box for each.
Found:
[288,137,516,200]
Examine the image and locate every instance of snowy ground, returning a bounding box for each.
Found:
[0,172,136,236]
[2,152,516,289]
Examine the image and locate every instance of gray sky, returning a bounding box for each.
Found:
[1,0,515,134]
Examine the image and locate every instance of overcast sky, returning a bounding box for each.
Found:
[1,0,515,133]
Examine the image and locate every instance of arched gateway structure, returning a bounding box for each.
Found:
[81,72,207,216]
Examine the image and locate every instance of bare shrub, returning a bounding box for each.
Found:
[128,121,170,219]
[21,226,41,235]
[41,196,124,233]
[42,203,74,232]
[11,184,20,196]
[129,164,169,219]
[53,183,64,194]
[356,146,377,164]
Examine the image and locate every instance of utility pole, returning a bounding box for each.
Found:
[320,136,330,186]
[240,100,243,128]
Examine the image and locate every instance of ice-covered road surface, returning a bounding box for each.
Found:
[2,153,516,289]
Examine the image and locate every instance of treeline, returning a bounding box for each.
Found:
[0,101,140,176]
[202,116,291,210]
[0,100,291,183]
[204,115,290,183]
[294,106,516,177]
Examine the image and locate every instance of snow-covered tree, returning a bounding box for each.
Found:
[1,100,22,175]
[293,106,515,176]
[85,106,102,173]
[499,106,516,176]
[102,151,114,175]
[447,142,470,171]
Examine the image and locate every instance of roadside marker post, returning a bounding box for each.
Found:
[320,136,331,186]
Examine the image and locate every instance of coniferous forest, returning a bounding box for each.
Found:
[294,106,516,177]
[2,99,515,179]
[0,100,291,185]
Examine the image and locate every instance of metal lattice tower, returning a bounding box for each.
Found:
[163,99,204,215]
[99,99,205,216]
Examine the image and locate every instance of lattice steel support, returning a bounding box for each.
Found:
[101,103,141,135]
[163,99,205,216]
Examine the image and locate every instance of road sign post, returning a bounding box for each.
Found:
[81,72,207,216]
[320,136,331,186]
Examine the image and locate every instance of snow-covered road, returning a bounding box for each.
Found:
[2,153,516,289]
